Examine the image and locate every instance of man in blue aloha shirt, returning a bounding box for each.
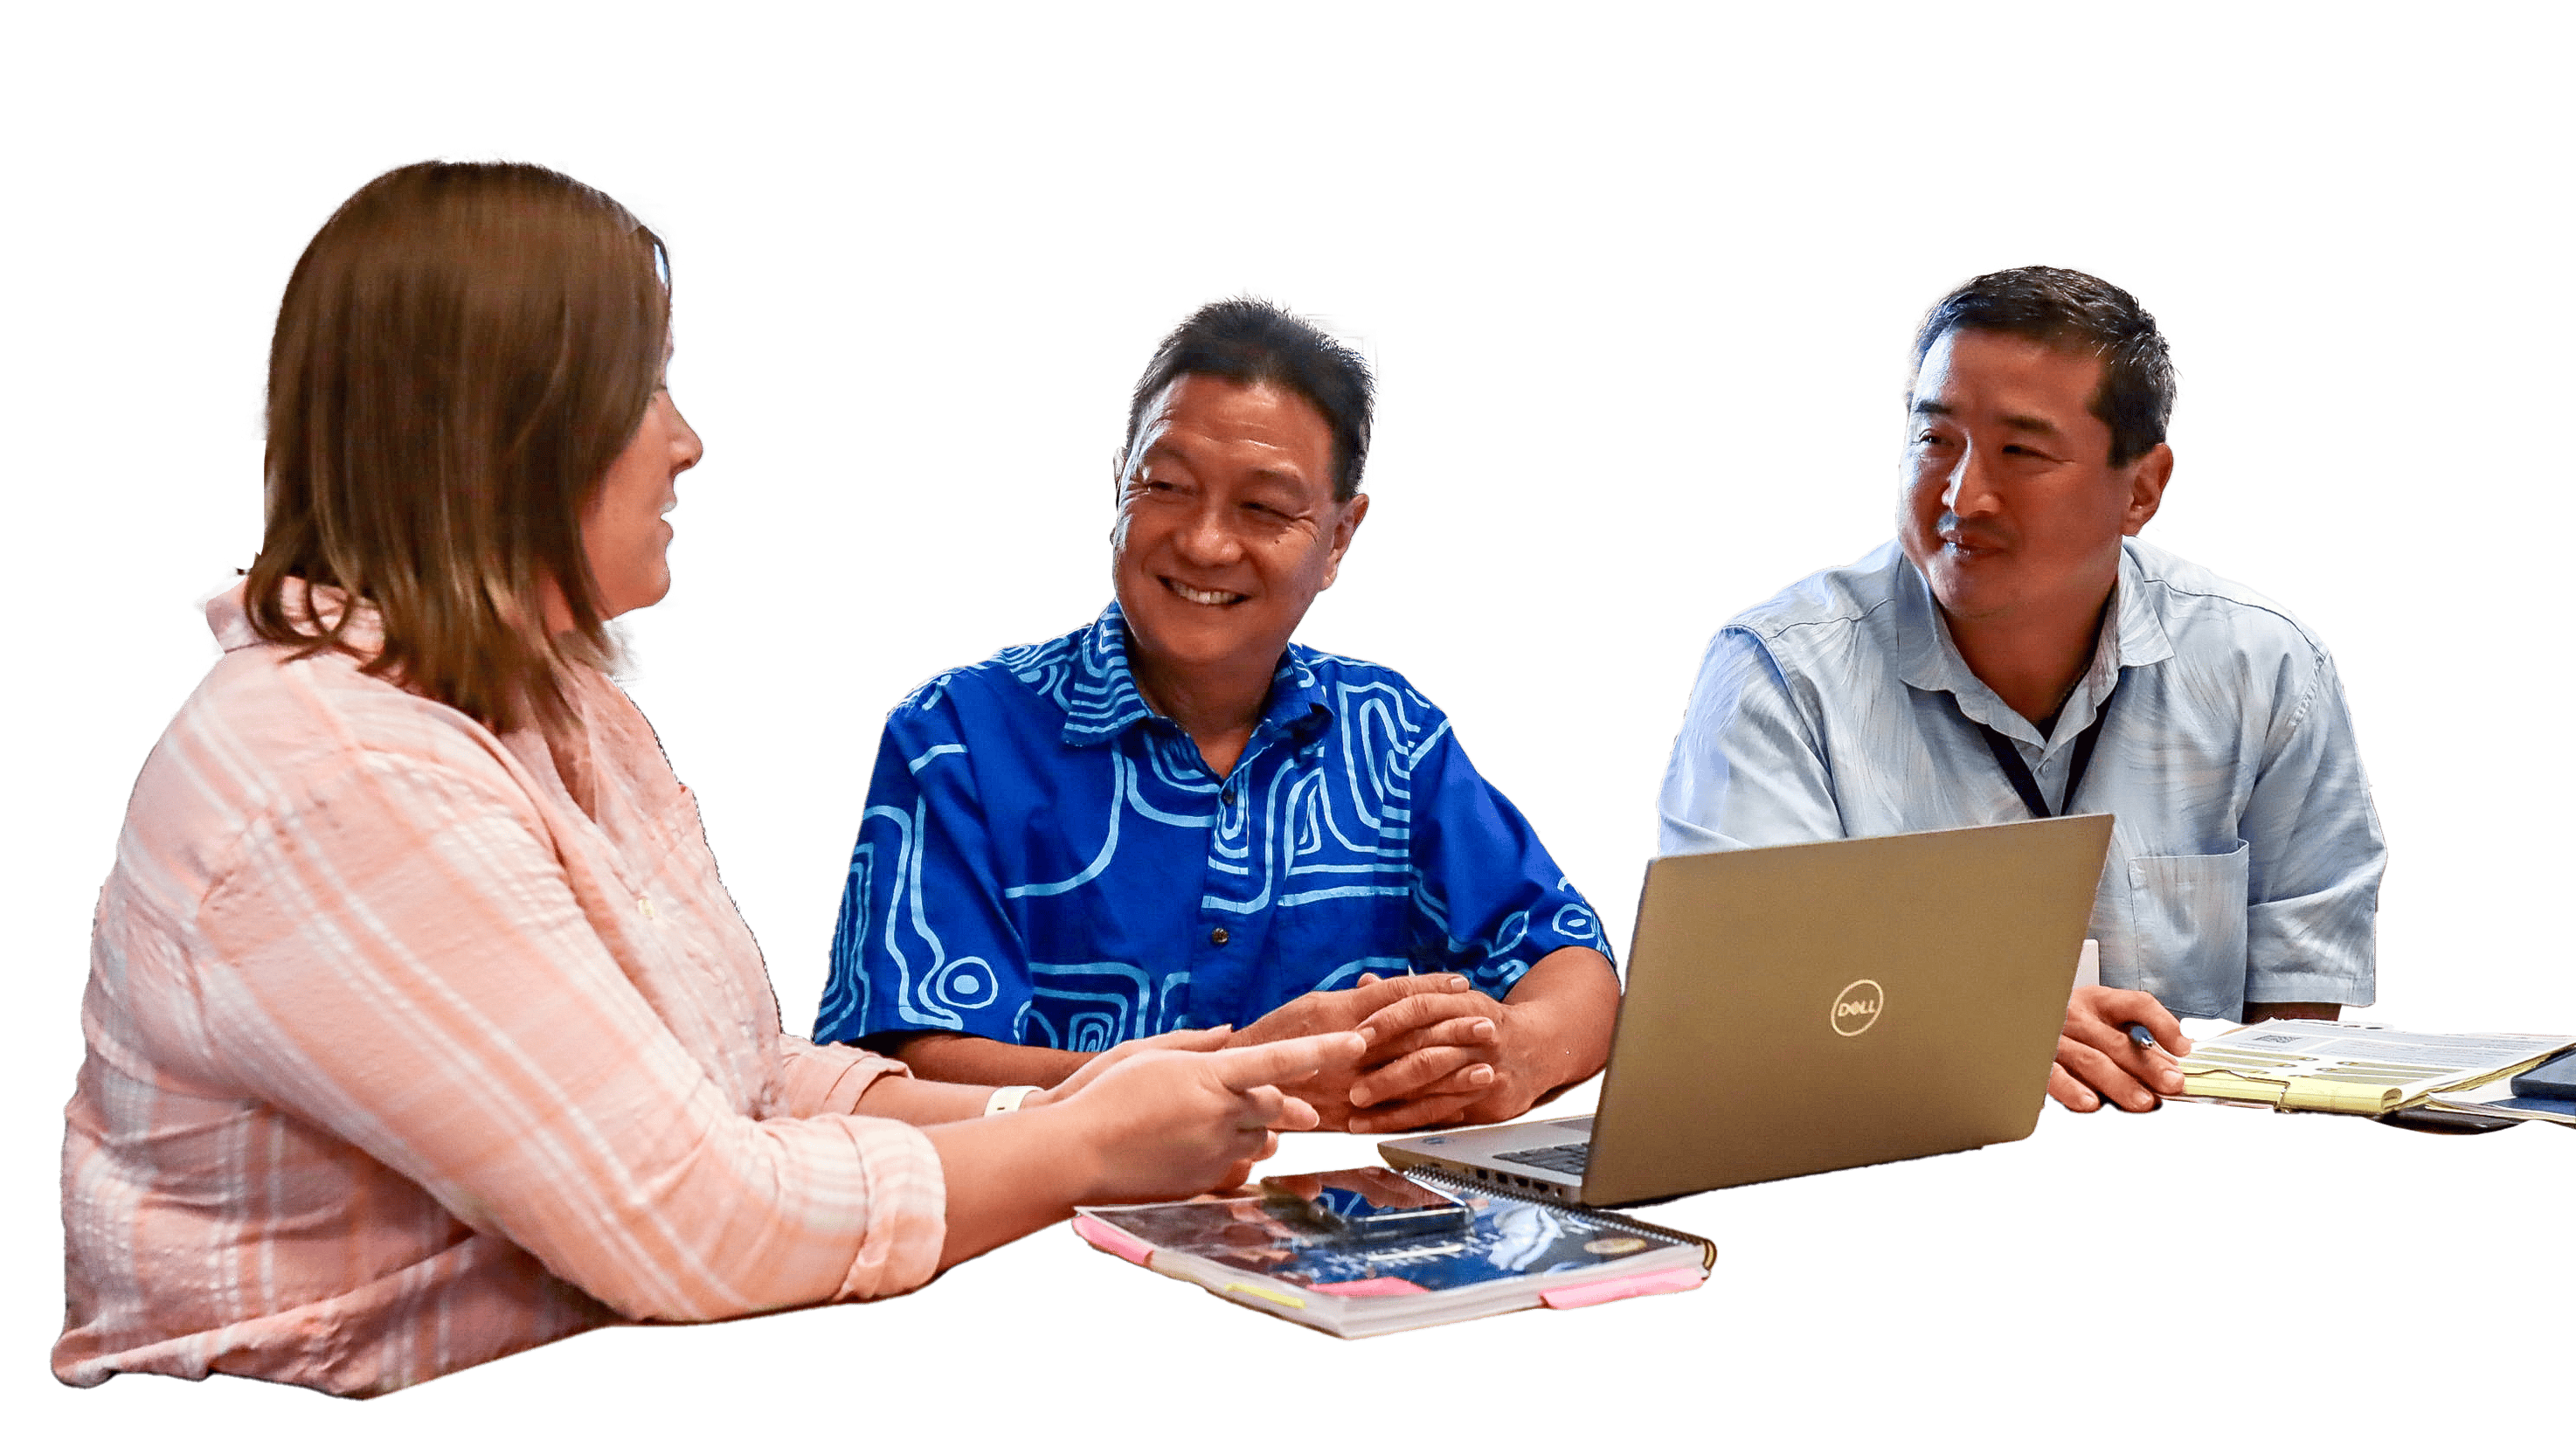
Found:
[817,300,1618,1133]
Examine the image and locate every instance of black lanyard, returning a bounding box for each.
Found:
[1978,671,2122,819]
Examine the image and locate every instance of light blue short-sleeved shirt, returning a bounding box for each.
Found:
[1658,538,2384,1020]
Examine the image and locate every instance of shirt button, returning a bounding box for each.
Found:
[1221,786,1237,807]
[1209,927,1230,947]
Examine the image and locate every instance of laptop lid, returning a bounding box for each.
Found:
[1571,815,2112,1205]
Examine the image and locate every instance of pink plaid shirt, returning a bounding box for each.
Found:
[57,585,946,1396]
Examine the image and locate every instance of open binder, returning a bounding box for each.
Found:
[1071,1167,1714,1337]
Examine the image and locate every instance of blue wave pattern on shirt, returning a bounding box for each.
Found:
[817,604,1604,1049]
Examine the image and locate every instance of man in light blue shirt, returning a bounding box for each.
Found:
[1659,267,2385,1114]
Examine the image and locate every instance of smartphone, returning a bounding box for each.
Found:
[2510,1048,2576,1102]
[1257,1167,1472,1242]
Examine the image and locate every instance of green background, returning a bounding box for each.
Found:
[10,3,2566,1444]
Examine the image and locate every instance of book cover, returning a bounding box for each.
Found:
[1073,1167,1712,1337]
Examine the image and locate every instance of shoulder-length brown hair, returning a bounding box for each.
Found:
[247,161,668,734]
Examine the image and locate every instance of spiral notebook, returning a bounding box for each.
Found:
[1071,1167,1714,1337]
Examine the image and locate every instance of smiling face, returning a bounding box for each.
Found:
[581,351,703,620]
[1111,374,1367,700]
[1898,328,2170,628]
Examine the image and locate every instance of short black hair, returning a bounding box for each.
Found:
[1125,298,1374,500]
[1911,266,2175,467]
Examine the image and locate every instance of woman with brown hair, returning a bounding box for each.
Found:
[54,161,1350,1397]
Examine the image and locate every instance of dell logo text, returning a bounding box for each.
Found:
[1831,979,1885,1036]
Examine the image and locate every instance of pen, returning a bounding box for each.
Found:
[2122,1022,2159,1053]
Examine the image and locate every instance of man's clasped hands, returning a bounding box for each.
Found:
[1061,973,1552,1137]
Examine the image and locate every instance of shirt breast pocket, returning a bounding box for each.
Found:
[2125,841,2250,1017]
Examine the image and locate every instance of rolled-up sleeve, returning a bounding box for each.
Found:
[777,1035,915,1118]
[2240,650,2384,1007]
[1659,627,1846,855]
[195,749,947,1320]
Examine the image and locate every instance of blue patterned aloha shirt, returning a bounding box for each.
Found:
[815,604,1608,1051]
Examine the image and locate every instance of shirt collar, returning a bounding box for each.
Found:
[1894,542,2174,749]
[1059,601,1330,748]
[206,578,380,654]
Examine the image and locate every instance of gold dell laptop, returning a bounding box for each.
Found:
[1380,815,2114,1206]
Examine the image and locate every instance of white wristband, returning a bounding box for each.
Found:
[984,1084,1039,1116]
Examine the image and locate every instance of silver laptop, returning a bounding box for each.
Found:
[1380,815,2113,1206]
